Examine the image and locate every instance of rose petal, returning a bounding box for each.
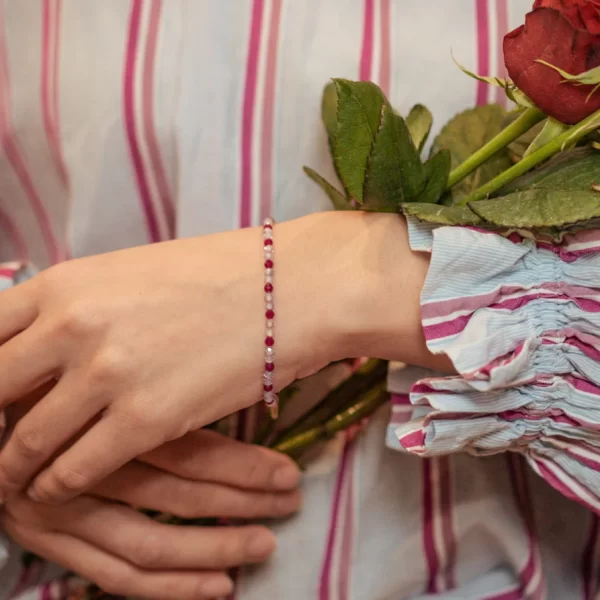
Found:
[504,8,600,124]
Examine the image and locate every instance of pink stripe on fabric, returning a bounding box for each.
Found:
[124,0,161,243]
[240,0,265,228]
[319,440,353,600]
[581,515,599,600]
[143,0,175,238]
[0,5,60,264]
[422,282,600,323]
[439,456,457,591]
[0,205,28,259]
[480,588,522,600]
[339,438,356,600]
[359,0,374,81]
[534,457,600,515]
[259,0,282,222]
[41,0,68,186]
[507,454,545,600]
[378,0,391,96]
[0,267,18,278]
[422,458,440,594]
[494,0,509,107]
[475,0,490,106]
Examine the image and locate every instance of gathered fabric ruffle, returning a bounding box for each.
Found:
[394,222,600,514]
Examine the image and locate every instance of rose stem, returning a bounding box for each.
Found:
[271,382,389,457]
[457,107,600,205]
[270,358,388,446]
[446,107,546,189]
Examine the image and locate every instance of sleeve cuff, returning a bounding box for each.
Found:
[393,220,600,514]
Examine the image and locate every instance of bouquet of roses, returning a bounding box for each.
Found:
[70,0,600,597]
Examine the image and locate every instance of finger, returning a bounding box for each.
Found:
[0,375,103,496]
[0,280,38,344]
[58,495,278,570]
[0,323,59,408]
[141,429,301,491]
[28,411,167,504]
[94,461,302,520]
[1,512,233,599]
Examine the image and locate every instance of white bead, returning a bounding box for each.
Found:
[263,372,274,385]
[266,320,274,329]
[264,252,273,261]
[265,268,273,276]
[264,217,274,226]
[263,229,273,239]
[265,355,274,363]
[265,275,273,284]
[266,329,274,338]
[265,293,273,303]
[266,302,274,310]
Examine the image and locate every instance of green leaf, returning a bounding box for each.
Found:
[495,147,600,195]
[332,79,388,202]
[471,149,600,228]
[406,104,433,153]
[523,118,570,158]
[303,166,353,211]
[402,202,482,226]
[453,54,534,108]
[536,59,600,91]
[362,103,427,208]
[413,149,451,204]
[432,104,513,203]
[470,190,600,228]
[321,81,338,142]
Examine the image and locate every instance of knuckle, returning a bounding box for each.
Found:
[36,466,90,500]
[88,347,129,384]
[128,534,166,569]
[95,567,132,596]
[113,406,157,434]
[12,422,45,460]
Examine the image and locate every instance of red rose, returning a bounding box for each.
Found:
[534,0,600,33]
[504,3,600,124]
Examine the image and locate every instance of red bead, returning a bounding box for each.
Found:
[264,283,273,293]
[263,224,272,229]
[265,259,273,268]
[264,238,273,246]
[265,363,275,372]
[264,384,273,392]
[265,336,274,346]
[265,309,275,319]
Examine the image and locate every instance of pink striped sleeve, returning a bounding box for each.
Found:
[393,220,600,516]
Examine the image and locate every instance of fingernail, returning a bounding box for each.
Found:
[271,464,300,490]
[247,533,276,559]
[200,576,233,598]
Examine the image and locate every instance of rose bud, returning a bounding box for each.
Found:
[504,2,600,124]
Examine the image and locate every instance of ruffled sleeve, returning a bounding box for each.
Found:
[394,220,600,514]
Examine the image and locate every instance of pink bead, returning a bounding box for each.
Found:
[265,363,275,372]
[265,336,274,346]
[266,309,275,319]
[264,384,273,392]
[264,283,273,293]
[264,238,273,246]
[265,259,273,268]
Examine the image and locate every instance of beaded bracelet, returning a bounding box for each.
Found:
[262,218,278,419]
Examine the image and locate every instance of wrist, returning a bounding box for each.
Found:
[277,212,451,375]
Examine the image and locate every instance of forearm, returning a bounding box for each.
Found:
[277,211,453,375]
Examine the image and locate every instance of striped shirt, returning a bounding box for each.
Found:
[0,1,599,599]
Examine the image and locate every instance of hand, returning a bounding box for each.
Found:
[0,212,446,504]
[2,424,302,599]
[0,218,333,504]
